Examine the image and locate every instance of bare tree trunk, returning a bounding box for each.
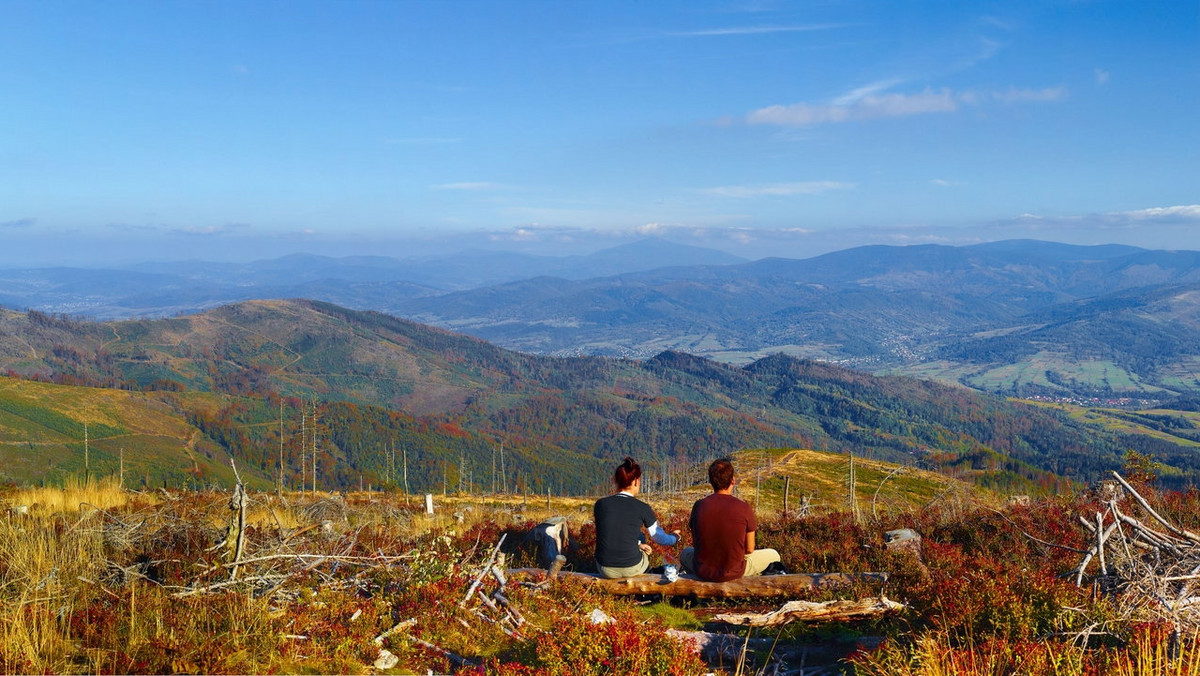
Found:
[714,597,905,626]
[278,398,284,496]
[783,475,790,517]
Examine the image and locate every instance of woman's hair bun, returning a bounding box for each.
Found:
[614,457,642,489]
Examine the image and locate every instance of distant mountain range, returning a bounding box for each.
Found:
[2,238,1198,399]
[390,240,1200,398]
[0,238,745,318]
[4,298,1199,492]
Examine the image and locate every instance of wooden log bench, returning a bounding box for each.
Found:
[508,569,888,598]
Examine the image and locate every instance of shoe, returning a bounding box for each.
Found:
[761,561,790,576]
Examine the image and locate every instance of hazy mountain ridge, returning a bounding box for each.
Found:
[392,241,1200,397]
[0,238,745,318]
[4,239,1199,398]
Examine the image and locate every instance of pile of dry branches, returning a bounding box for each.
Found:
[1070,471,1200,635]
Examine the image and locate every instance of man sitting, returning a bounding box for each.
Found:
[681,458,781,582]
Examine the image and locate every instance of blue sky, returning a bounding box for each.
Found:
[1,0,1197,265]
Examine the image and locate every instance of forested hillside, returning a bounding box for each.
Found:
[1,299,1197,493]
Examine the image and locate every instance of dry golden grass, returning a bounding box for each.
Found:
[1108,630,1200,676]
[860,629,1200,676]
[7,474,146,513]
[0,508,106,672]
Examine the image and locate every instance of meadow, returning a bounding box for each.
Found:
[3,461,1200,675]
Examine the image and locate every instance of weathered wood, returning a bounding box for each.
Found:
[713,596,906,626]
[227,459,248,581]
[461,533,507,608]
[1111,471,1200,543]
[509,569,888,597]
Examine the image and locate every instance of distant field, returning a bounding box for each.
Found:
[1158,356,1200,390]
[897,352,1167,395]
[1026,400,1200,449]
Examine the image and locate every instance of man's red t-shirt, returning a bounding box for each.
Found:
[689,492,756,582]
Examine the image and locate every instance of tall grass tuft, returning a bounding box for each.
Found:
[9,474,135,513]
[0,511,105,672]
[854,634,1091,676]
[1109,627,1200,676]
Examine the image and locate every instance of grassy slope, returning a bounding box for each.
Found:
[5,299,1200,492]
[0,377,237,487]
[653,447,991,518]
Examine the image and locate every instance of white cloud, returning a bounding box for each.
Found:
[748,88,959,126]
[831,79,905,106]
[747,84,1065,127]
[634,222,670,236]
[700,181,857,198]
[999,205,1200,232]
[1116,205,1200,221]
[930,179,962,188]
[1095,69,1110,86]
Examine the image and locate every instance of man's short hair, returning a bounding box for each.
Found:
[708,458,735,491]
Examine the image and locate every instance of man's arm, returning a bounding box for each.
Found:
[746,530,756,554]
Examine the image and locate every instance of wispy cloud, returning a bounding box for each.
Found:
[699,181,856,198]
[832,79,906,106]
[1008,205,1200,229]
[748,88,958,126]
[747,84,1066,127]
[930,179,963,188]
[1094,69,1110,86]
[1116,205,1200,222]
[0,217,36,228]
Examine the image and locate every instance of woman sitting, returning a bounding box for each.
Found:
[593,457,680,578]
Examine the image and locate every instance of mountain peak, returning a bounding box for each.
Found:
[584,238,747,268]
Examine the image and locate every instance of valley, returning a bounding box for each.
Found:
[3,239,1198,400]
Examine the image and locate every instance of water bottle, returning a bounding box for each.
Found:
[663,564,678,583]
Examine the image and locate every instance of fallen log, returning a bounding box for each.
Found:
[508,569,888,598]
[713,596,906,626]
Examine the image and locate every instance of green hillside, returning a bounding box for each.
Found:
[0,377,238,487]
[2,299,1199,494]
